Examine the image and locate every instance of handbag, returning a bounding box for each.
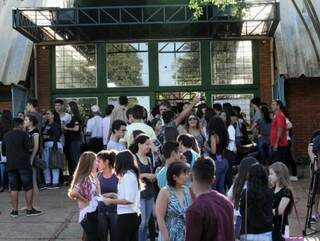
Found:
[49,142,64,169]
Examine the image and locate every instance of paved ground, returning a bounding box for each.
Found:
[0,179,320,241]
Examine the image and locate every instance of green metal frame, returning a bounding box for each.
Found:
[50,40,260,111]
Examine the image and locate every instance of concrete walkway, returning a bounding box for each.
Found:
[0,179,320,240]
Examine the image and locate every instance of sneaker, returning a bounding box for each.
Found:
[39,184,50,190]
[26,208,42,217]
[47,184,60,190]
[290,176,299,181]
[310,215,319,224]
[10,210,18,218]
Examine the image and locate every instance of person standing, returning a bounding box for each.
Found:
[110,96,129,124]
[102,105,114,149]
[156,161,191,241]
[24,114,41,209]
[2,118,42,217]
[64,101,82,180]
[25,98,43,132]
[107,120,127,152]
[185,157,234,241]
[270,100,288,165]
[42,110,62,189]
[86,105,104,153]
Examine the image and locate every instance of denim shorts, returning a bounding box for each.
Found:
[240,232,272,241]
[8,168,33,191]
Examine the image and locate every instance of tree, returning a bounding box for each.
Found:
[106,44,144,87]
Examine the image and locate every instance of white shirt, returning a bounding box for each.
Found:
[227,125,237,152]
[102,116,112,145]
[86,115,103,138]
[59,112,71,146]
[117,171,140,215]
[124,122,156,145]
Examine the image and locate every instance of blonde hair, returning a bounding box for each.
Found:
[68,151,96,198]
[270,162,291,189]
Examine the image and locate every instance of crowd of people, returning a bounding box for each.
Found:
[0,94,318,241]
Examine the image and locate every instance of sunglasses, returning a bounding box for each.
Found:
[188,117,197,121]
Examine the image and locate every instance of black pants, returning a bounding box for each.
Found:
[88,138,103,154]
[286,140,297,176]
[81,211,100,241]
[224,150,236,190]
[117,213,140,241]
[98,211,117,241]
[271,146,288,166]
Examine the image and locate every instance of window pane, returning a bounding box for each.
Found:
[212,41,253,85]
[156,92,205,106]
[107,96,150,113]
[56,45,97,89]
[159,42,201,86]
[212,94,254,121]
[106,43,149,87]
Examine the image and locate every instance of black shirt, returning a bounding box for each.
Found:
[2,129,32,171]
[28,128,40,156]
[240,188,273,234]
[272,187,293,241]
[65,115,81,142]
[43,123,61,143]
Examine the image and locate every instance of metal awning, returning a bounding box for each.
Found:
[12,2,279,43]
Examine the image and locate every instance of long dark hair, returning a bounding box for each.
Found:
[68,101,81,123]
[186,114,200,130]
[115,150,140,189]
[247,164,270,201]
[260,105,271,124]
[0,110,13,133]
[232,157,257,209]
[206,116,229,151]
[129,134,150,154]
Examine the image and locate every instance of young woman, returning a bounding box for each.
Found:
[131,134,156,241]
[42,110,62,188]
[0,110,12,191]
[68,151,101,241]
[205,116,229,193]
[185,114,205,153]
[220,110,237,189]
[64,101,82,179]
[257,105,272,165]
[240,164,273,241]
[227,157,257,240]
[269,162,294,241]
[150,118,162,140]
[156,161,191,241]
[24,114,40,209]
[104,150,141,241]
[96,150,118,241]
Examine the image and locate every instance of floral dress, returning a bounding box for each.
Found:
[164,185,191,241]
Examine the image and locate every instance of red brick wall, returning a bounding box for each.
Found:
[0,101,12,111]
[37,46,51,111]
[286,77,320,156]
[259,39,273,104]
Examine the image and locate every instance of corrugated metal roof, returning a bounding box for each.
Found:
[275,0,320,77]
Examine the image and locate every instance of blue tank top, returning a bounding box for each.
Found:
[98,173,118,213]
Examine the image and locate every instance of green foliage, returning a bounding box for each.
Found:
[107,44,144,87]
[189,0,245,18]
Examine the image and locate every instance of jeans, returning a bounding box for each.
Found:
[117,213,140,241]
[224,150,236,190]
[139,197,154,241]
[43,141,62,185]
[213,155,228,194]
[97,211,117,241]
[81,211,100,241]
[271,146,287,166]
[240,231,272,241]
[0,162,7,189]
[258,137,271,165]
[69,141,81,176]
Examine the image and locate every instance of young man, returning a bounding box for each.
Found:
[156,141,180,189]
[107,120,127,152]
[1,118,42,217]
[270,100,288,165]
[54,99,71,142]
[26,98,42,132]
[124,105,156,145]
[86,105,104,153]
[177,134,200,168]
[110,96,129,124]
[185,157,234,241]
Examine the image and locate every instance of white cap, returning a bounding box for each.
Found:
[91,105,100,113]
